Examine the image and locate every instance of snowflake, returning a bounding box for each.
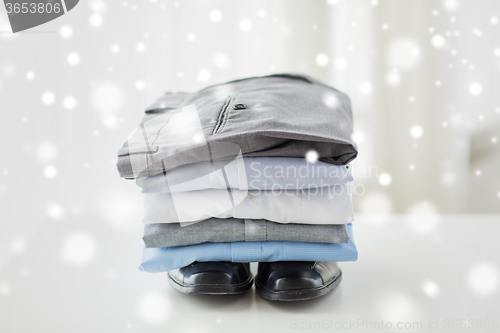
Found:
[60,233,97,266]
[136,43,147,53]
[315,53,329,67]
[378,173,392,186]
[41,91,55,105]
[239,19,252,32]
[63,96,77,109]
[443,0,459,11]
[12,239,26,252]
[422,279,441,298]
[213,53,230,69]
[91,82,125,114]
[334,57,347,70]
[36,141,57,162]
[26,71,35,80]
[111,44,120,53]
[469,82,482,95]
[410,125,423,139]
[209,9,222,22]
[407,201,439,234]
[467,262,499,296]
[351,131,365,144]
[197,69,211,82]
[472,28,483,37]
[89,13,103,27]
[67,52,81,66]
[59,25,73,39]
[135,80,145,90]
[43,165,57,179]
[138,292,170,324]
[305,150,319,163]
[386,70,401,86]
[432,35,445,48]
[358,81,372,94]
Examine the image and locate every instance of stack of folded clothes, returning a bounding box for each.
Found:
[116,74,358,301]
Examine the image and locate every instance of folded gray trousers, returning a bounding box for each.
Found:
[117,73,357,179]
[143,218,349,248]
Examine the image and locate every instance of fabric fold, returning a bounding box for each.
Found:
[142,183,355,224]
[117,74,358,179]
[137,157,353,193]
[143,218,350,247]
[139,223,357,272]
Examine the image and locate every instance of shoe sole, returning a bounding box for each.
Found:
[255,271,342,301]
[168,273,254,295]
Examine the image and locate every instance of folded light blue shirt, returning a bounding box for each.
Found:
[139,223,357,272]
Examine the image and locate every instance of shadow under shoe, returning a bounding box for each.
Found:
[168,262,253,295]
[255,261,342,301]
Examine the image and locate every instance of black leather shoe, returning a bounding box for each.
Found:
[255,261,342,301]
[168,262,253,295]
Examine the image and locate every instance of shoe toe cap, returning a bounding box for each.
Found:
[273,276,323,291]
[169,262,251,286]
[264,269,323,291]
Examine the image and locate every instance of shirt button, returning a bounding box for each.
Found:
[233,103,247,110]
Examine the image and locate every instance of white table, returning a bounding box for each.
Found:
[1,214,499,332]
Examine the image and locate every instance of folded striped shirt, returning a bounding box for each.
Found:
[143,218,349,247]
[139,223,357,272]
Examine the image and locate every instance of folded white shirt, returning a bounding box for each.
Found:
[137,157,353,193]
[142,182,355,225]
